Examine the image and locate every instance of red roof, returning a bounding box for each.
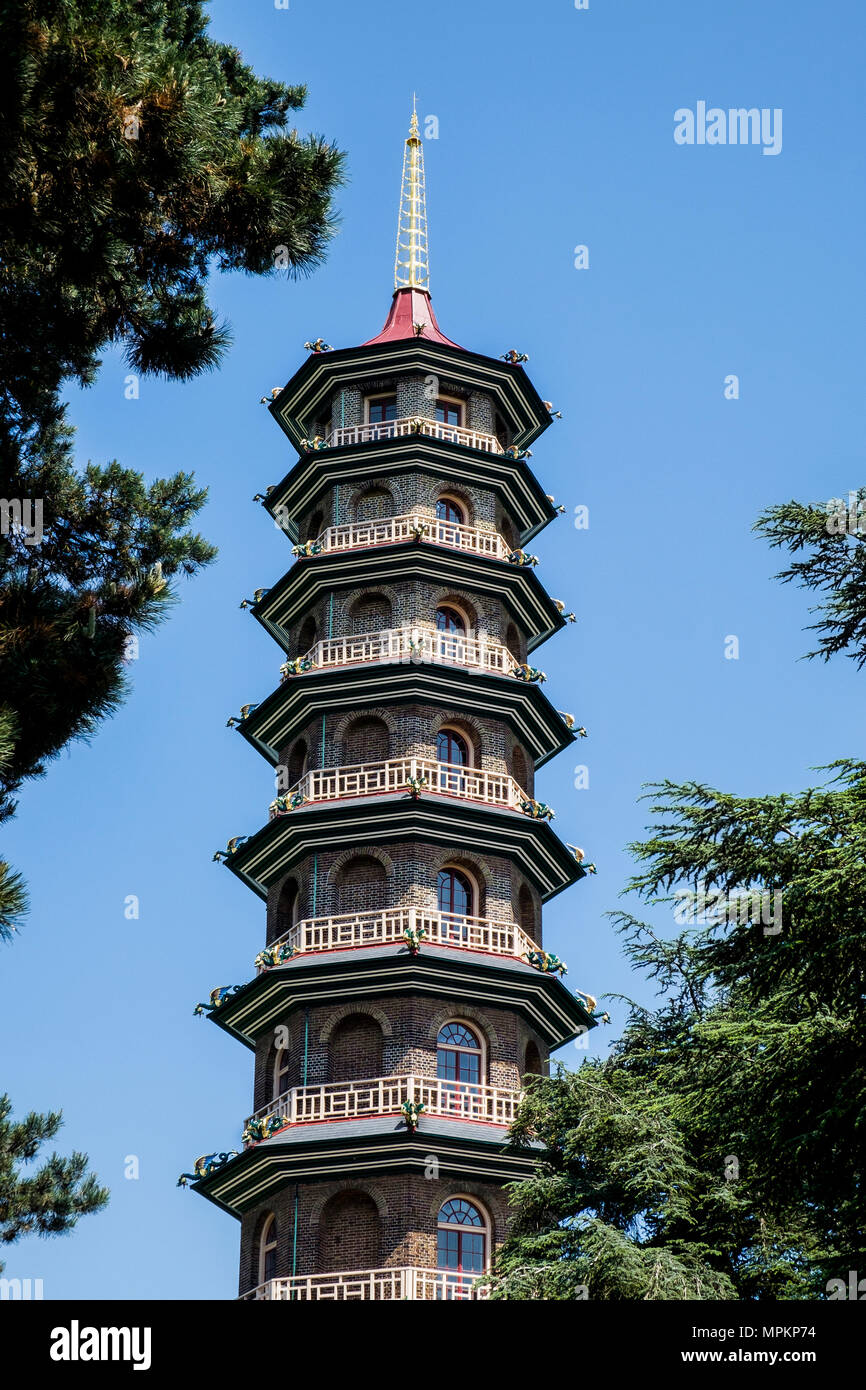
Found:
[364,287,463,349]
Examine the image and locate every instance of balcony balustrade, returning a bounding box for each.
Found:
[327,415,504,455]
[281,625,518,680]
[241,1266,489,1300]
[270,755,526,817]
[262,905,538,968]
[302,511,511,562]
[245,1073,519,1135]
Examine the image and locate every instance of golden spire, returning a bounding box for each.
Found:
[394,96,430,292]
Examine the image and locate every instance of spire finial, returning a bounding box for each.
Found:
[394,98,429,292]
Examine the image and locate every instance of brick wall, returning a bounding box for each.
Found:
[277,700,534,790]
[265,839,541,946]
[287,577,521,657]
[294,464,516,549]
[251,991,549,1110]
[240,369,553,1295]
[239,1172,513,1292]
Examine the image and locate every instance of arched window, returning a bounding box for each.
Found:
[259,1215,278,1286]
[505,623,521,663]
[305,510,323,544]
[436,496,465,524]
[435,496,466,550]
[437,1022,482,1085]
[273,1046,291,1097]
[437,866,474,919]
[524,1041,543,1077]
[437,866,476,944]
[435,605,465,635]
[436,726,470,796]
[436,1198,487,1294]
[436,727,469,766]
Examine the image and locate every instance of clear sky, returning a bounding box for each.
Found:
[2,0,863,1299]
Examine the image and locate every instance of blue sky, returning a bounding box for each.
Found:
[2,0,864,1299]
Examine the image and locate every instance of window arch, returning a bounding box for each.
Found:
[296,615,317,658]
[524,1041,543,1077]
[437,1022,483,1085]
[344,716,389,764]
[336,854,387,915]
[276,877,299,934]
[511,746,528,793]
[329,1013,384,1082]
[353,486,393,522]
[305,510,324,544]
[435,725,472,796]
[436,726,470,767]
[517,883,536,941]
[319,1190,381,1272]
[259,1215,278,1286]
[436,495,466,530]
[435,604,466,635]
[436,1198,488,1291]
[437,865,475,920]
[273,1045,292,1098]
[287,738,308,787]
[505,623,521,663]
[351,593,392,635]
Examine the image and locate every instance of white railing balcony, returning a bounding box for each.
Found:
[270,755,527,817]
[246,1073,519,1134]
[262,906,538,967]
[282,625,518,680]
[241,1266,490,1301]
[304,511,511,562]
[328,416,504,455]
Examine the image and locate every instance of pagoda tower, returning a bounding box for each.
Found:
[188,109,597,1300]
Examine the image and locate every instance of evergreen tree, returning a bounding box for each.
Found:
[0,0,344,474]
[492,484,866,1301]
[492,767,865,1299]
[755,488,866,665]
[0,0,343,1256]
[0,1095,109,1274]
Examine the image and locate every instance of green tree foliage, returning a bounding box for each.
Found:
[0,1095,109,1273]
[0,0,344,470]
[755,489,866,666]
[492,767,866,1299]
[0,0,343,1255]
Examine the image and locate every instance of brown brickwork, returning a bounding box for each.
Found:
[252,992,549,1110]
[233,318,565,1299]
[264,840,541,948]
[239,1172,512,1292]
